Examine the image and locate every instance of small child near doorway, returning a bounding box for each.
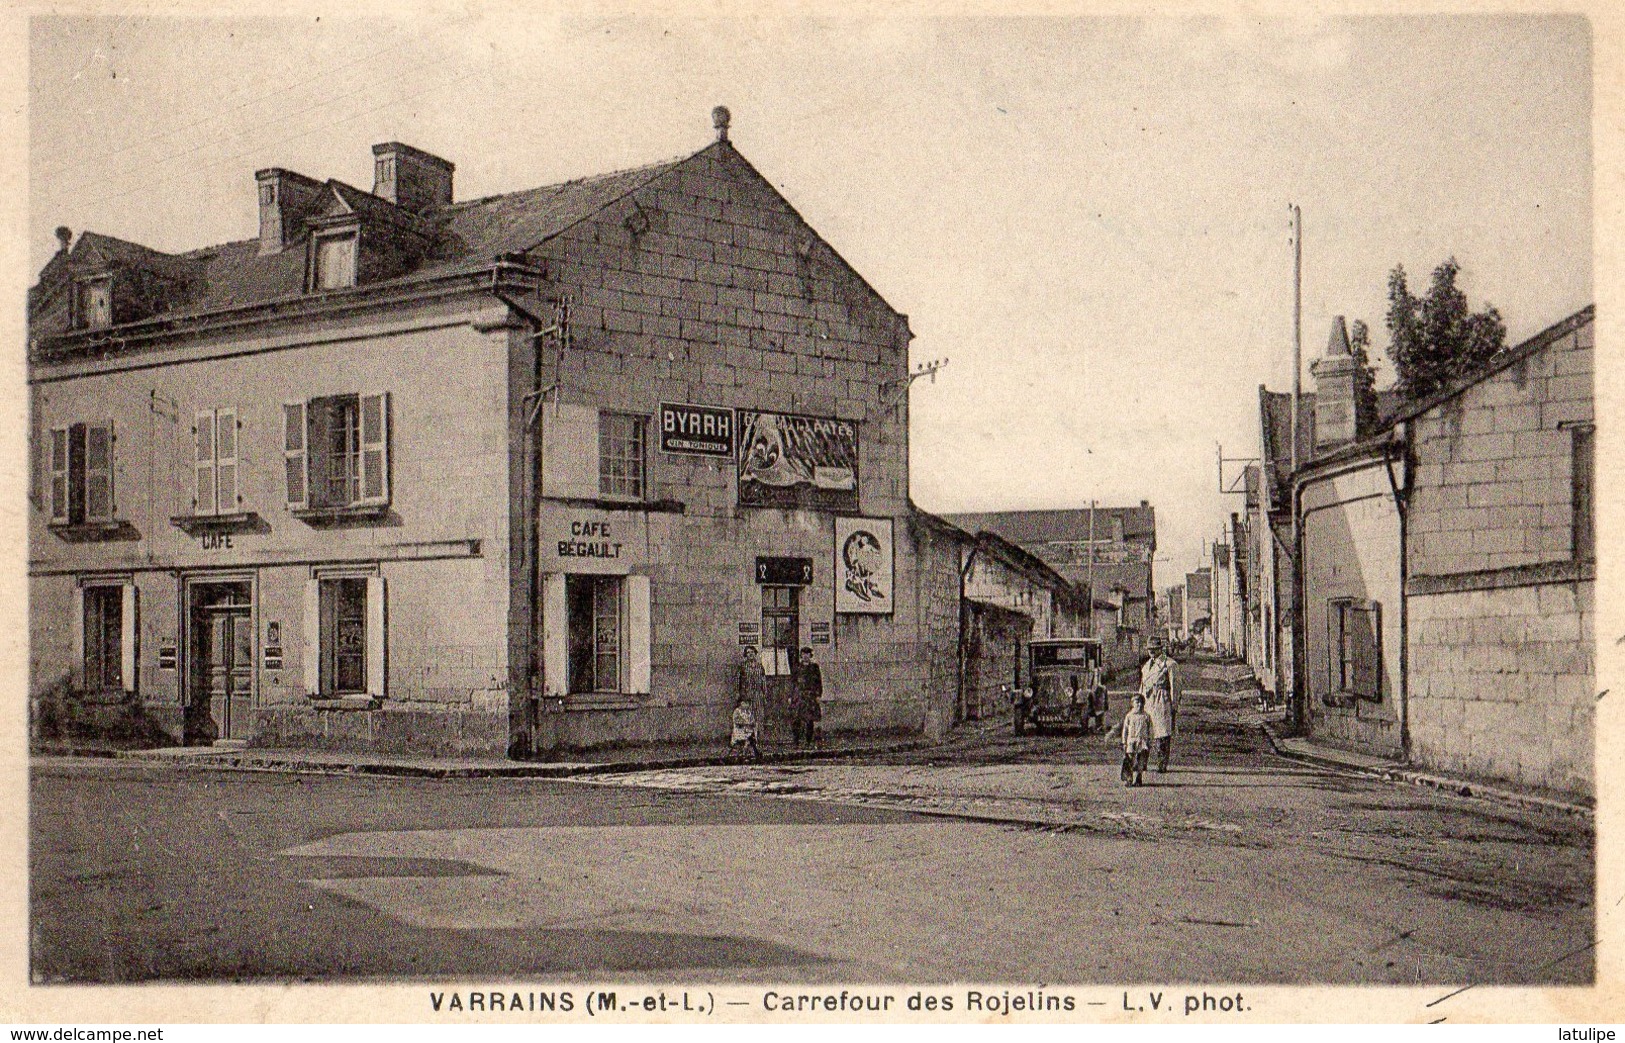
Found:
[731,694,762,762]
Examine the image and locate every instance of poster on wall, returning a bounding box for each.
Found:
[835,516,893,615]
[737,410,859,511]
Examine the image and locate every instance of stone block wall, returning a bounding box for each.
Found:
[1407,313,1593,576]
[1402,307,1594,796]
[1407,580,1593,796]
[524,142,930,751]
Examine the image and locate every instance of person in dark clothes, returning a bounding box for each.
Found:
[793,646,823,744]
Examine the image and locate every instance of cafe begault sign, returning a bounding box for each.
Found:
[539,509,647,574]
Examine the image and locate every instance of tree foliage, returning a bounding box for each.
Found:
[1385,258,1507,402]
[1347,319,1380,437]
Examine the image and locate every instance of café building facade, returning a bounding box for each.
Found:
[29,111,937,756]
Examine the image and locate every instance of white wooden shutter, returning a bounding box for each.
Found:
[540,404,601,500]
[84,421,114,521]
[120,584,138,694]
[366,576,386,697]
[194,410,216,514]
[359,392,390,504]
[541,573,568,697]
[70,586,85,689]
[626,575,651,695]
[49,427,69,523]
[283,402,308,510]
[303,579,321,695]
[216,408,238,513]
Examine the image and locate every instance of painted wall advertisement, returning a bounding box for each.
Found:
[835,516,893,615]
[737,410,859,511]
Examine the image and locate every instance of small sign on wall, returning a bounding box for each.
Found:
[738,621,761,646]
[157,645,177,670]
[810,621,831,646]
[755,556,813,585]
[263,647,284,671]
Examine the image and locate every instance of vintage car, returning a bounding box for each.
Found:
[1013,637,1109,735]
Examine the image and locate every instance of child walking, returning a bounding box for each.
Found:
[731,693,762,762]
[1120,693,1153,787]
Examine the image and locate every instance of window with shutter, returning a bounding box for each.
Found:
[319,577,369,696]
[48,421,120,528]
[359,393,389,504]
[1331,600,1382,702]
[84,422,113,521]
[566,575,626,693]
[1572,425,1595,562]
[49,427,69,523]
[289,393,390,515]
[195,411,217,514]
[216,408,238,513]
[82,584,123,691]
[283,402,308,509]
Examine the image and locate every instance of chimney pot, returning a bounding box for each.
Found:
[54,227,72,252]
[712,105,731,142]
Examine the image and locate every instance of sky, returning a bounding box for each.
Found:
[26,13,1593,582]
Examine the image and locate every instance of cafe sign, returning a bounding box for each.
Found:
[539,509,647,574]
[660,402,735,457]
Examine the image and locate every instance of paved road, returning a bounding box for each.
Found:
[30,660,1594,984]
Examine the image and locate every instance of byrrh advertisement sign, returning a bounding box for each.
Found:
[659,402,735,457]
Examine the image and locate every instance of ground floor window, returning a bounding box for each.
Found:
[761,585,800,677]
[1330,599,1381,701]
[82,585,122,690]
[567,575,623,693]
[320,577,368,695]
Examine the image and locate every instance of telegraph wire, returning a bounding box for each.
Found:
[44,67,483,214]
[39,38,415,177]
[41,52,458,199]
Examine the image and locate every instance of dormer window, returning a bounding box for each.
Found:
[311,230,357,291]
[74,277,112,330]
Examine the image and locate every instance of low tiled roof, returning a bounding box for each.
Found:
[940,505,1157,546]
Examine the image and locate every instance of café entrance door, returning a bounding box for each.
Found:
[186,581,254,744]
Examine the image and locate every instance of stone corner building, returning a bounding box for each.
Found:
[29,111,946,758]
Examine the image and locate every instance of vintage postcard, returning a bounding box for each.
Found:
[5,1,1619,1029]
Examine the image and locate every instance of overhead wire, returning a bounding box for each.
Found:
[43,66,483,214]
[38,37,414,177]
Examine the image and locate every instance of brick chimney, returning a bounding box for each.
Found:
[255,168,326,255]
[372,142,454,212]
[1310,315,1364,451]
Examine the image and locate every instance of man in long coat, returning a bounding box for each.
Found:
[1140,638,1179,772]
[792,647,823,744]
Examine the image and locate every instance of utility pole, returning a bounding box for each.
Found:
[1290,204,1302,473]
[1086,499,1097,636]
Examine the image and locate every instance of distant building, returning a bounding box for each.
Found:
[1183,568,1212,648]
[1163,584,1185,640]
[941,504,1156,677]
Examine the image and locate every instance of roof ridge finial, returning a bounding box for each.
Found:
[712,105,731,143]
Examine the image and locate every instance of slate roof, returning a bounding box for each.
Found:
[31,148,699,332]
